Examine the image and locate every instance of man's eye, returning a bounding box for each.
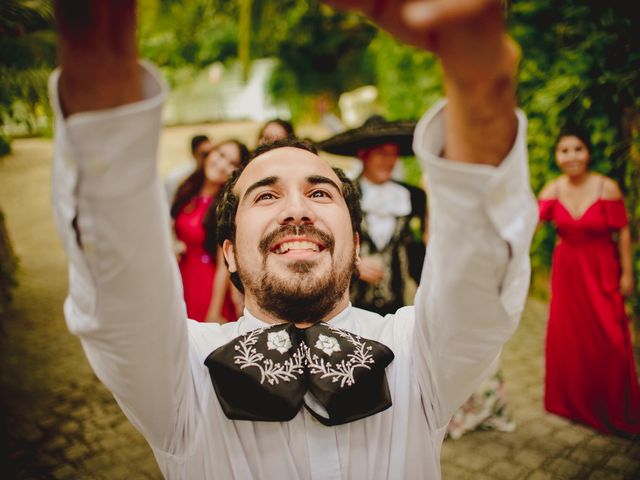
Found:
[256,192,276,202]
[310,190,330,198]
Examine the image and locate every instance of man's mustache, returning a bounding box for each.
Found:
[258,224,335,256]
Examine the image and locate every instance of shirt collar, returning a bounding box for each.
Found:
[359,178,411,217]
[239,303,354,333]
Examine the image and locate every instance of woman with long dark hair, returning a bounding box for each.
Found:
[538,124,639,436]
[171,140,249,322]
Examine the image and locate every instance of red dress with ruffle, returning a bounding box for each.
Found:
[539,198,640,435]
[175,196,236,322]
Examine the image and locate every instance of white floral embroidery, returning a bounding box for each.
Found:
[267,330,293,354]
[232,325,381,388]
[315,334,341,356]
[233,328,305,385]
[307,326,375,388]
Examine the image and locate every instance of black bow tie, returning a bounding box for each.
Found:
[204,322,395,426]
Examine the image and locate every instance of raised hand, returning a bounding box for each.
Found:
[55,0,140,115]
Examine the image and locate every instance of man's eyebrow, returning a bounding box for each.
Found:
[241,176,278,202]
[307,175,343,196]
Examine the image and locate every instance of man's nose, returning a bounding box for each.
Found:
[278,194,315,225]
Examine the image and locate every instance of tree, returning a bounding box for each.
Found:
[260,2,377,120]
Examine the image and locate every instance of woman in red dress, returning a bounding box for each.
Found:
[538,125,639,436]
[171,140,249,323]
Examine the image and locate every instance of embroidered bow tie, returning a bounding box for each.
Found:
[204,322,395,426]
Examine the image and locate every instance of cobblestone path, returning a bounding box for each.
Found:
[1,135,638,479]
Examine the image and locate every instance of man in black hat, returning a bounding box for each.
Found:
[319,115,427,315]
[51,0,537,478]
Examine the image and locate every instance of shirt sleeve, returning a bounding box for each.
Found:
[50,61,198,454]
[410,100,538,428]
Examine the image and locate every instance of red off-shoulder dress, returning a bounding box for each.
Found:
[539,197,640,436]
[175,195,236,323]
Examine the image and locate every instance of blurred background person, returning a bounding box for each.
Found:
[165,134,212,205]
[170,139,249,323]
[446,364,516,439]
[319,115,426,316]
[538,124,639,436]
[257,118,294,146]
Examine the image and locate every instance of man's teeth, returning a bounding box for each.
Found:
[275,241,320,254]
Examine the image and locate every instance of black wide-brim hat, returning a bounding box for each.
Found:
[318,115,417,157]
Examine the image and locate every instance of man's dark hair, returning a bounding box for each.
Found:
[216,137,362,292]
[191,134,210,154]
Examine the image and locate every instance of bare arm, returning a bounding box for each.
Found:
[538,179,559,200]
[618,226,634,297]
[603,178,634,297]
[206,248,232,323]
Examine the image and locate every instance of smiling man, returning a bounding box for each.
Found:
[221,142,359,326]
[52,0,537,478]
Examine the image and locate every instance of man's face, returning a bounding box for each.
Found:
[359,143,400,184]
[223,147,358,324]
[193,140,213,168]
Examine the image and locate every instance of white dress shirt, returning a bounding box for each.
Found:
[49,62,537,480]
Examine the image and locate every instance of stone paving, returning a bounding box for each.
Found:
[1,134,639,480]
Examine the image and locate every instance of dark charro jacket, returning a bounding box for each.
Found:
[351,180,427,316]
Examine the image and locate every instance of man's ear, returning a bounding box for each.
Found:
[223,239,237,273]
[354,232,361,261]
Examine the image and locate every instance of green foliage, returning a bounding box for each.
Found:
[0,0,55,145]
[368,33,442,121]
[138,0,240,75]
[367,33,443,187]
[263,2,377,121]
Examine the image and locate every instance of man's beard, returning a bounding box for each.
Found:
[237,224,356,324]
